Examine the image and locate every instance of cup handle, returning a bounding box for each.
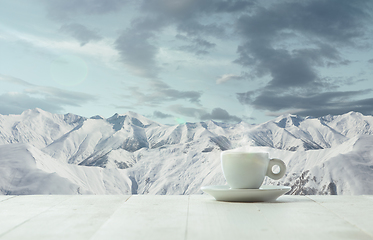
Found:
[266,158,286,180]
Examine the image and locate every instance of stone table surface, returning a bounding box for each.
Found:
[0,195,372,240]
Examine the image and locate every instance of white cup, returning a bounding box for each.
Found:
[221,151,286,189]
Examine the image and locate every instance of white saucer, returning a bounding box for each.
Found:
[201,185,291,202]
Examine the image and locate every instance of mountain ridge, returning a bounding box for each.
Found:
[1,109,373,195]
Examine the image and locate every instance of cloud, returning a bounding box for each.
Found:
[175,21,226,55]
[112,104,136,111]
[0,28,119,71]
[169,104,206,118]
[236,90,256,105]
[114,0,256,78]
[115,19,217,77]
[140,0,255,19]
[214,0,256,13]
[368,59,373,63]
[114,12,169,78]
[169,104,241,122]
[25,86,97,107]
[233,0,373,117]
[153,111,173,119]
[0,92,64,115]
[124,80,202,106]
[164,1,254,55]
[41,0,128,20]
[234,42,344,90]
[200,107,242,122]
[237,89,373,117]
[0,74,35,87]
[176,34,216,55]
[114,15,171,78]
[115,28,160,78]
[177,21,226,38]
[0,74,97,114]
[60,23,102,46]
[216,74,245,84]
[237,1,370,44]
[234,0,371,89]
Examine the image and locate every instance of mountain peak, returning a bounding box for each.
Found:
[107,111,162,130]
[344,111,363,117]
[108,111,144,119]
[21,108,46,116]
[90,115,105,120]
[274,114,304,128]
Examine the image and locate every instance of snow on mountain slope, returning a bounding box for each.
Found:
[1,109,373,195]
[43,118,116,164]
[0,144,132,195]
[126,138,226,194]
[226,114,349,151]
[323,111,373,137]
[0,143,83,194]
[43,112,161,168]
[121,134,373,195]
[261,135,373,195]
[43,113,230,168]
[0,108,84,148]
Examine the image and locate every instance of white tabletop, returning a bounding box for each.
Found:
[0,195,372,240]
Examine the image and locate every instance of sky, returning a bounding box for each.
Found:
[0,0,373,125]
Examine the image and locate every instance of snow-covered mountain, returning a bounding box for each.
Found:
[0,144,132,195]
[1,108,373,195]
[0,108,84,148]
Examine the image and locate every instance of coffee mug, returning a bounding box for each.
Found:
[221,151,286,189]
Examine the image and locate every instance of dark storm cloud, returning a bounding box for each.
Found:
[169,105,241,122]
[0,75,97,114]
[235,0,373,117]
[153,111,173,119]
[60,23,102,46]
[237,89,373,117]
[41,0,127,20]
[368,59,373,63]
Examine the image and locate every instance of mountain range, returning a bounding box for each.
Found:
[1,108,373,195]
